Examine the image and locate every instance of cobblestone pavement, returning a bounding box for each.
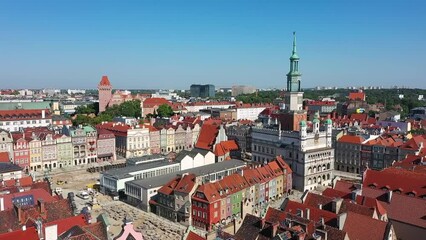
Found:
[93,195,186,240]
[44,163,187,240]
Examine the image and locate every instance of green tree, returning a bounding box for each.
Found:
[75,104,96,114]
[157,104,174,118]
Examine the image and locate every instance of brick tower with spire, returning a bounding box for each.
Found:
[98,76,112,113]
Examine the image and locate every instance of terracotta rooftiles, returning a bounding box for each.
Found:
[343,211,389,240]
[0,152,10,163]
[363,168,426,198]
[185,231,206,240]
[214,140,239,156]
[98,75,111,86]
[195,123,219,150]
[0,226,39,240]
[338,135,365,144]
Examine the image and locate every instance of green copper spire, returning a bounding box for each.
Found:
[287,31,301,92]
[290,31,299,59]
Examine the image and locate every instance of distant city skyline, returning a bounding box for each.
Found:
[0,0,425,89]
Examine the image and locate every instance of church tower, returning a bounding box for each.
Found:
[98,75,112,113]
[284,32,304,111]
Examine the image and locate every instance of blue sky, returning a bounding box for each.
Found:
[0,0,425,90]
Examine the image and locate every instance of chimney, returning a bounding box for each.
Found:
[331,198,343,214]
[0,197,4,211]
[42,110,46,119]
[38,199,45,214]
[318,203,323,210]
[14,204,24,224]
[271,222,279,238]
[337,213,347,230]
[260,218,266,229]
[305,208,310,220]
[387,191,393,203]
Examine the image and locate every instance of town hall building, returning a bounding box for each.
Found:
[251,32,334,191]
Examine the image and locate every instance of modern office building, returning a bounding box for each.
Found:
[190,84,215,98]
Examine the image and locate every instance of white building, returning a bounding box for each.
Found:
[0,129,13,161]
[0,163,23,181]
[125,159,246,211]
[235,104,270,121]
[100,160,181,195]
[100,149,215,195]
[67,89,86,95]
[185,102,234,113]
[0,109,52,132]
[251,117,334,191]
[175,149,215,170]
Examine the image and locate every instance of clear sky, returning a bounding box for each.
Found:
[0,0,425,90]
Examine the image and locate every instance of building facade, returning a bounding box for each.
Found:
[55,134,73,168]
[251,33,334,191]
[0,129,15,161]
[96,129,116,162]
[98,75,113,113]
[0,109,52,132]
[190,84,215,98]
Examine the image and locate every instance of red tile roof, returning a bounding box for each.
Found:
[44,214,88,236]
[343,211,389,240]
[0,152,9,163]
[0,109,51,121]
[143,98,170,108]
[338,135,365,144]
[99,75,111,86]
[0,226,39,240]
[2,188,56,210]
[348,92,366,101]
[304,192,375,217]
[214,140,239,156]
[334,180,426,229]
[195,123,220,150]
[399,135,426,150]
[349,113,368,122]
[158,173,196,195]
[363,168,426,198]
[282,199,337,224]
[185,231,206,240]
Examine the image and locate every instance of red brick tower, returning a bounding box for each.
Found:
[98,76,112,113]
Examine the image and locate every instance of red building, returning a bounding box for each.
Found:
[11,133,30,171]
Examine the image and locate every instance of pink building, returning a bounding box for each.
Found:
[97,129,116,162]
[12,133,30,171]
[98,75,112,113]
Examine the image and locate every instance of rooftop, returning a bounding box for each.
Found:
[128,159,246,189]
[0,163,22,174]
[102,160,178,180]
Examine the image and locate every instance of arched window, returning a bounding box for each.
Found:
[308,167,312,174]
[327,163,330,169]
[308,178,312,185]
[317,166,321,172]
[327,174,330,180]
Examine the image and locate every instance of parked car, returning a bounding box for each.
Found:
[78,191,90,200]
